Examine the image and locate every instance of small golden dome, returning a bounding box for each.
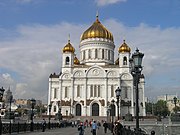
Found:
[118,40,131,53]
[74,56,80,65]
[80,15,113,42]
[63,39,75,53]
[115,58,119,65]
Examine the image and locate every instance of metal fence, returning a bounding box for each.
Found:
[0,122,66,134]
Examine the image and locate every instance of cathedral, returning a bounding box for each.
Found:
[48,15,146,118]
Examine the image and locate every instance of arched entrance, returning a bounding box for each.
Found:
[92,103,99,116]
[76,104,81,116]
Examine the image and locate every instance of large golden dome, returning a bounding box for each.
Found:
[80,15,113,42]
[63,39,75,53]
[118,40,131,53]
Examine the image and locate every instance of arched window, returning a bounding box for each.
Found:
[123,57,127,65]
[54,88,57,99]
[95,49,98,59]
[77,85,80,97]
[92,103,99,116]
[90,85,93,97]
[111,85,114,97]
[65,87,68,98]
[76,104,81,116]
[102,49,104,59]
[65,57,70,65]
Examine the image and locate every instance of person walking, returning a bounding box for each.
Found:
[103,121,108,133]
[91,121,98,135]
[78,122,85,135]
[42,119,46,132]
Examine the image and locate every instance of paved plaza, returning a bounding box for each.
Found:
[11,126,112,135]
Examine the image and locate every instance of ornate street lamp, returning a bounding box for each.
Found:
[48,103,52,129]
[173,96,177,113]
[30,98,36,131]
[115,87,121,120]
[130,48,144,133]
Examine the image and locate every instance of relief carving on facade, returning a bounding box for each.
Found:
[99,99,105,106]
[86,99,93,106]
[80,100,84,105]
[121,100,131,106]
[61,100,71,106]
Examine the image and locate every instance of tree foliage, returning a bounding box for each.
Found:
[153,100,170,117]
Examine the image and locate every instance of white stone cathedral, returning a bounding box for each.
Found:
[48,15,146,118]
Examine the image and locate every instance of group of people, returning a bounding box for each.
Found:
[78,120,99,135]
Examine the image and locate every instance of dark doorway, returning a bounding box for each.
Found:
[92,103,99,116]
[76,104,81,116]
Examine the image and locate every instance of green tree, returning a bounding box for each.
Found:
[145,102,154,115]
[154,100,170,117]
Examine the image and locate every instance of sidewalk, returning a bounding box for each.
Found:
[11,126,113,135]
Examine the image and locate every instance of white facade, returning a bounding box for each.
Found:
[48,16,146,117]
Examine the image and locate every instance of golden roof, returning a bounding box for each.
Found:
[115,58,119,65]
[74,56,80,65]
[118,40,131,53]
[80,15,113,42]
[63,39,75,53]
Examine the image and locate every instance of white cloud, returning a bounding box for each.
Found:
[0,19,180,102]
[95,0,127,6]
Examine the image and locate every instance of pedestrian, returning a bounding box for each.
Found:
[42,119,46,132]
[103,121,108,133]
[78,122,85,135]
[91,120,98,135]
[113,120,123,135]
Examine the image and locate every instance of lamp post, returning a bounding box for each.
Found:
[173,96,177,113]
[0,87,5,135]
[48,103,52,129]
[0,87,5,102]
[130,48,144,133]
[115,87,121,120]
[9,95,13,134]
[30,98,36,131]
[111,99,115,133]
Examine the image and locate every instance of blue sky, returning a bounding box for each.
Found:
[0,0,180,102]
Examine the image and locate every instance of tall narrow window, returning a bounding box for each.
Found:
[65,57,70,65]
[111,85,114,97]
[98,85,100,97]
[123,57,127,65]
[108,50,110,60]
[65,87,68,98]
[54,88,57,99]
[102,49,104,59]
[83,51,85,60]
[90,85,93,97]
[94,85,97,97]
[88,49,91,59]
[54,106,56,112]
[124,87,128,98]
[77,85,80,97]
[95,49,98,59]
